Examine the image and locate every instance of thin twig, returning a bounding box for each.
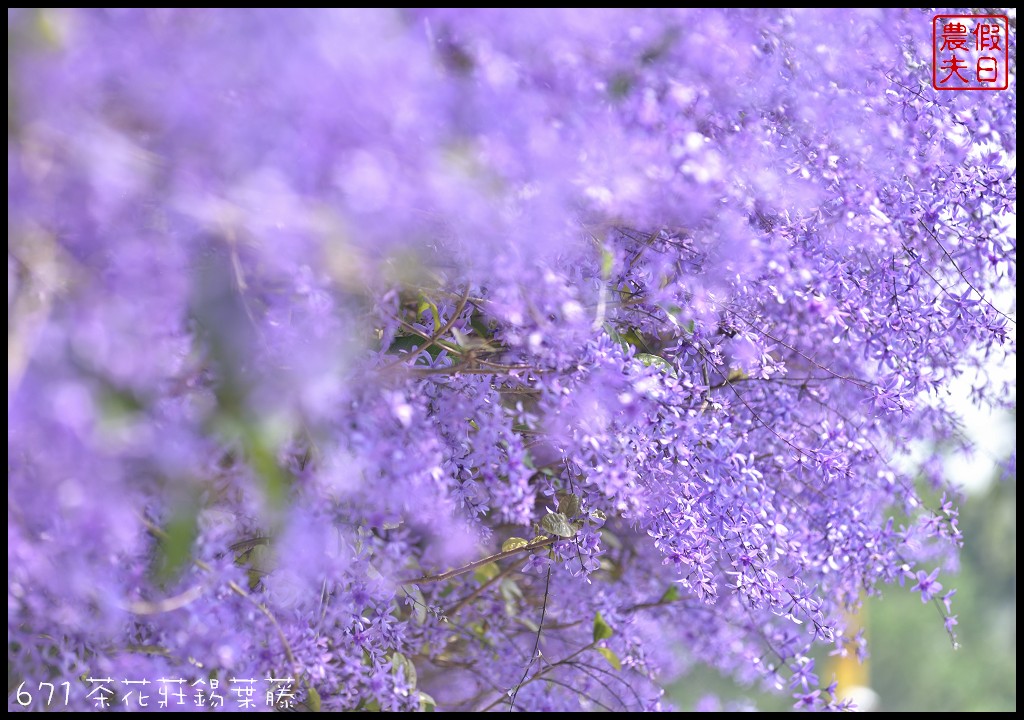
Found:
[401,536,556,586]
[478,641,598,711]
[508,564,552,712]
[138,516,304,700]
[384,286,472,370]
[916,220,1015,325]
[726,307,874,390]
[446,563,518,618]
[124,585,206,615]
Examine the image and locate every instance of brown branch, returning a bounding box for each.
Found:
[138,516,304,702]
[726,307,874,390]
[916,220,1015,325]
[401,536,557,586]
[384,286,472,370]
[478,641,598,711]
[445,563,518,618]
[509,564,552,711]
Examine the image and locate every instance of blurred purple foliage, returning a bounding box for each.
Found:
[7,8,1016,712]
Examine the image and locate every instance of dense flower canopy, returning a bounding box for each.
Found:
[8,8,1016,712]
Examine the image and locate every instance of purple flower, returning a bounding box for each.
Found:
[6,7,1013,713]
[912,568,944,603]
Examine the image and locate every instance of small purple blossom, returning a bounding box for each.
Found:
[912,568,944,603]
[941,589,957,614]
[6,7,1013,714]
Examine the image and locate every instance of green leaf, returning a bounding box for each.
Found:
[406,585,427,625]
[97,384,144,429]
[659,304,694,335]
[246,543,276,574]
[636,353,677,378]
[518,617,540,633]
[597,646,622,671]
[473,561,501,583]
[540,512,575,538]
[386,334,422,355]
[238,542,275,591]
[417,294,441,333]
[557,493,581,518]
[621,328,652,353]
[601,528,622,550]
[391,651,418,689]
[593,612,614,642]
[243,425,289,512]
[305,686,322,712]
[469,310,493,341]
[659,584,681,603]
[600,246,615,279]
[155,499,199,583]
[501,537,530,553]
[589,509,607,522]
[419,691,437,712]
[609,71,633,99]
[500,577,523,603]
[726,367,748,383]
[604,323,628,351]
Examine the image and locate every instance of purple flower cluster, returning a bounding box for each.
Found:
[8,8,1015,712]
